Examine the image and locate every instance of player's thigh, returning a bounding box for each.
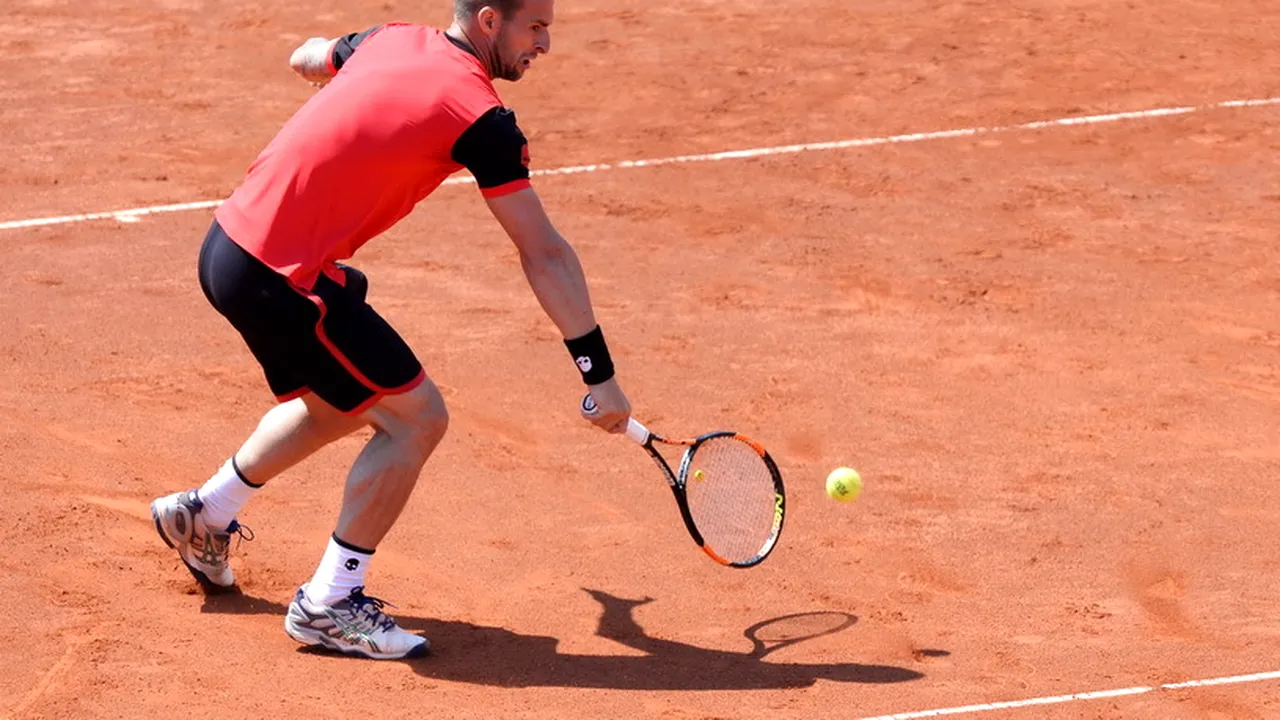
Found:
[197,220,318,400]
[299,391,372,438]
[305,270,433,418]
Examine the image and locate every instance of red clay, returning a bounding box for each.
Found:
[3,1,1280,718]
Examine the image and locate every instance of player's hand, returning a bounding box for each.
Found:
[581,378,630,434]
[289,37,336,87]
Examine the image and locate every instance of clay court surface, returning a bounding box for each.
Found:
[4,0,1280,717]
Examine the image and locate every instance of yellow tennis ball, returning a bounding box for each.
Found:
[693,469,706,482]
[826,467,862,502]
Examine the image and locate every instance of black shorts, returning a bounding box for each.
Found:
[197,219,424,414]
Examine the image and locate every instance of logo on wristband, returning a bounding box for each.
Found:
[565,326,614,385]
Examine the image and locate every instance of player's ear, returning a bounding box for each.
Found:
[478,6,499,34]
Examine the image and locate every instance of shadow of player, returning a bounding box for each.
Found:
[202,587,925,690]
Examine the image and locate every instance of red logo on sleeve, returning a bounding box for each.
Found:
[521,144,531,167]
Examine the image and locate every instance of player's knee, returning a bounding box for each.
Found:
[406,397,449,451]
[372,379,449,454]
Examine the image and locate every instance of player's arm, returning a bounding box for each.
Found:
[453,108,631,432]
[487,187,595,338]
[288,26,383,86]
[488,188,631,432]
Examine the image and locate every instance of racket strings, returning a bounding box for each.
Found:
[684,437,779,564]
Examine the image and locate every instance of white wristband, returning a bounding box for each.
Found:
[289,37,337,84]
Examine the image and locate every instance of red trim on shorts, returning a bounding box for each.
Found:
[284,285,383,391]
[384,368,427,395]
[312,313,387,390]
[276,388,311,403]
[284,281,427,415]
[344,370,426,416]
[480,179,531,198]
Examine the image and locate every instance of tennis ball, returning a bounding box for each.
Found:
[826,467,862,502]
[693,469,706,482]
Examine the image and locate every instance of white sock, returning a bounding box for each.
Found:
[305,535,373,606]
[196,458,260,531]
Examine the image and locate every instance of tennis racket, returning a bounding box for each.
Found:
[582,393,786,568]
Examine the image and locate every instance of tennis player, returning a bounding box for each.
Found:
[150,0,630,660]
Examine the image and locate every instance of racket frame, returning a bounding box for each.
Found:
[627,417,786,568]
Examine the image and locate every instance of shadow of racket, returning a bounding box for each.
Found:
[744,610,858,660]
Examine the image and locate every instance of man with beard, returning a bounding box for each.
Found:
[151,0,631,659]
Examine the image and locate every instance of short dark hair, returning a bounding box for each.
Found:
[454,0,523,20]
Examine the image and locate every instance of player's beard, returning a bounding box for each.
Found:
[492,31,525,81]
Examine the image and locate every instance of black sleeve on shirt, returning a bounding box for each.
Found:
[450,107,532,190]
[331,26,384,71]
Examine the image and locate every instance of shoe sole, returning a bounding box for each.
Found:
[284,614,429,660]
[150,500,236,594]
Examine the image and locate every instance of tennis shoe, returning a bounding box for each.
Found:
[285,585,429,660]
[150,489,251,590]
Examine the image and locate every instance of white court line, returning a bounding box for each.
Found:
[858,670,1280,720]
[2,95,1278,232]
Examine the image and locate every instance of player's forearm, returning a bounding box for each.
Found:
[518,237,599,341]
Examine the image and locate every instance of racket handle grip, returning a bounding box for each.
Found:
[625,418,650,445]
[583,392,650,444]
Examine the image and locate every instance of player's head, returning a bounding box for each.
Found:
[454,0,552,81]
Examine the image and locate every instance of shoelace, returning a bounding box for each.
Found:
[345,587,398,632]
[225,520,256,547]
[198,521,255,566]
